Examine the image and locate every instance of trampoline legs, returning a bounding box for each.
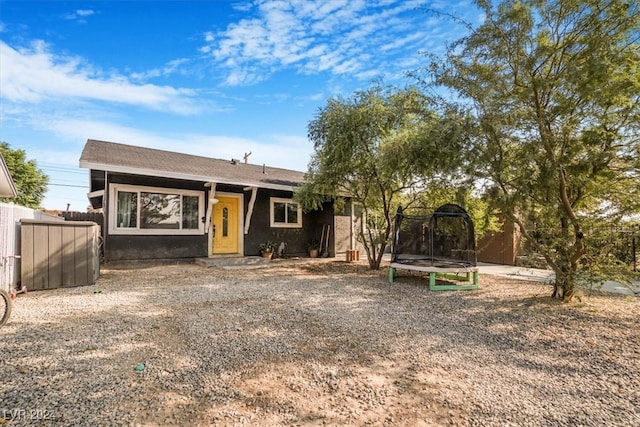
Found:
[428,271,479,291]
[388,264,479,290]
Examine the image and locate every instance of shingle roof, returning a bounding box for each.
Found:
[79,139,306,191]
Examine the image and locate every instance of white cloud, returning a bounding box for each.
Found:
[0,40,203,115]
[64,9,96,23]
[231,2,253,13]
[202,0,478,87]
[76,10,95,17]
[223,65,265,86]
[379,30,427,52]
[129,58,191,81]
[354,69,382,81]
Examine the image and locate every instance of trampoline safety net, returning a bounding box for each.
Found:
[391,204,477,267]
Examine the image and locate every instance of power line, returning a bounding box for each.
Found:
[49,178,87,185]
[48,183,89,189]
[40,166,87,175]
[39,162,81,168]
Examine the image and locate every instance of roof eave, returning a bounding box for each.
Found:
[0,154,18,198]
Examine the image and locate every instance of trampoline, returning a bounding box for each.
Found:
[388,204,479,290]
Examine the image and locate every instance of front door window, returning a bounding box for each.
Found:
[222,207,229,237]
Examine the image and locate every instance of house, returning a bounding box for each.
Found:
[0,152,18,198]
[79,139,358,264]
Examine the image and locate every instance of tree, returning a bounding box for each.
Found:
[296,85,464,269]
[0,142,49,209]
[428,0,640,300]
[412,186,503,241]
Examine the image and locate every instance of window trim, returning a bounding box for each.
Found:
[269,197,302,228]
[108,183,205,235]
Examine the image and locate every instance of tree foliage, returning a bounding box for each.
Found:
[428,0,640,299]
[0,142,49,209]
[411,186,503,240]
[296,85,465,269]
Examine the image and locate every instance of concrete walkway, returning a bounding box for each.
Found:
[478,262,640,296]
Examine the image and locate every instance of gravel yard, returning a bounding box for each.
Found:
[1,259,639,426]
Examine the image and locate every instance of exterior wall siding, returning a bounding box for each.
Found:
[99,171,332,262]
[106,235,208,261]
[103,172,211,263]
[243,189,327,257]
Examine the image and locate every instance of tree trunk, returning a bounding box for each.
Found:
[363,243,384,270]
[358,228,388,270]
[551,274,574,301]
[550,234,584,302]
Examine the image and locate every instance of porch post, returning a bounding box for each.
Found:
[243,186,257,234]
[204,182,217,233]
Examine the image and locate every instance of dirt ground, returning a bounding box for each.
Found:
[1,259,639,426]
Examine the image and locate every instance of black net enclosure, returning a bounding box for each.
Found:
[391,204,477,268]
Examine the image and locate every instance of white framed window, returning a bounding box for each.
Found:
[109,184,205,235]
[270,197,302,228]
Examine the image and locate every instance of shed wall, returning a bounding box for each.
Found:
[20,220,100,290]
[0,203,63,292]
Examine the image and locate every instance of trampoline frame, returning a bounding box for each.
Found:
[388,205,479,291]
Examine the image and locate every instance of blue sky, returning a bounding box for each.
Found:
[0,0,481,211]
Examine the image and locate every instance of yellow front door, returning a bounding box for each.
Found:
[212,196,240,254]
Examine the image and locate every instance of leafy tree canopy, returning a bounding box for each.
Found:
[296,85,467,269]
[0,142,49,209]
[426,0,640,299]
